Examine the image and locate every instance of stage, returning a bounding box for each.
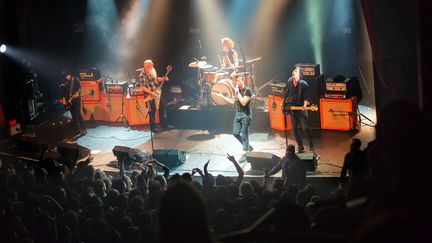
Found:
[1,104,376,181]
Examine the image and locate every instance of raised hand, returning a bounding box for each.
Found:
[226,153,236,163]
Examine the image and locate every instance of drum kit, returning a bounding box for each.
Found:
[189,57,261,106]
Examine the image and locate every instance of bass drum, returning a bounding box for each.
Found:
[210,78,235,105]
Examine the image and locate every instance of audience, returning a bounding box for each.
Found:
[1,99,431,242]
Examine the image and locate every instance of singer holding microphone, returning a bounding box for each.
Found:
[216,75,253,162]
[283,66,314,153]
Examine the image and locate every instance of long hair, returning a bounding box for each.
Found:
[144,59,157,79]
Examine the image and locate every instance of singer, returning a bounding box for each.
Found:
[283,66,314,153]
[216,75,253,162]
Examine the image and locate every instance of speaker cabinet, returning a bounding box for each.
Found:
[112,145,133,167]
[58,142,91,168]
[81,79,103,102]
[125,96,160,126]
[320,97,357,130]
[268,95,292,131]
[81,93,108,121]
[104,94,126,122]
[153,148,186,169]
[304,74,325,129]
[247,152,281,171]
[298,153,317,172]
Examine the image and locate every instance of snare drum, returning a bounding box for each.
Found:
[210,78,235,105]
[202,72,217,83]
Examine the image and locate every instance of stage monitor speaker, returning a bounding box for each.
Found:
[57,142,91,168]
[112,145,133,168]
[14,137,46,153]
[247,152,281,172]
[320,97,357,131]
[298,153,317,172]
[153,148,186,169]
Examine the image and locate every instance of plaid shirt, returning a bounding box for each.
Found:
[140,72,159,91]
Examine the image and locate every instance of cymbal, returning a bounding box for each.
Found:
[135,68,144,72]
[188,61,207,68]
[245,57,262,64]
[200,64,213,69]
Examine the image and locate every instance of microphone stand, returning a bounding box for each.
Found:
[146,102,155,155]
[236,40,261,105]
[236,39,248,74]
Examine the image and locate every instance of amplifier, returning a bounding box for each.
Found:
[295,63,320,77]
[320,97,357,131]
[269,83,285,96]
[325,81,347,91]
[325,93,346,99]
[105,82,127,94]
[129,87,146,96]
[79,68,101,80]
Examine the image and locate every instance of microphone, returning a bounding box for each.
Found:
[198,39,201,49]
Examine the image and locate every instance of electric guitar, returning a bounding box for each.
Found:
[283,104,319,112]
[142,65,172,109]
[61,90,81,110]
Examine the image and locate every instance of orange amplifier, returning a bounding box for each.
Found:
[81,92,108,121]
[320,97,357,130]
[129,87,146,96]
[81,79,103,101]
[268,95,292,131]
[125,96,160,125]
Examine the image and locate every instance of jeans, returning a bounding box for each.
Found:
[233,112,251,151]
[71,100,85,132]
[289,110,313,149]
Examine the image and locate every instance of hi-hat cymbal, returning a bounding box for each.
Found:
[135,68,144,71]
[188,61,207,68]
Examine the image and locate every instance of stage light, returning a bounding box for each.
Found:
[0,44,6,53]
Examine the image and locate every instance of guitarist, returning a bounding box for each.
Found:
[283,66,313,153]
[61,70,87,136]
[138,60,169,132]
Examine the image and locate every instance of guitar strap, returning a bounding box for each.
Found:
[297,82,302,100]
[69,77,74,98]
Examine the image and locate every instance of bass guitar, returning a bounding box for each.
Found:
[142,65,173,109]
[283,104,319,112]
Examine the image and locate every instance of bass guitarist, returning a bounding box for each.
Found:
[138,60,170,132]
[61,70,87,136]
[283,66,314,153]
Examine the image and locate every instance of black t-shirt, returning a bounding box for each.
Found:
[235,86,252,115]
[283,79,310,106]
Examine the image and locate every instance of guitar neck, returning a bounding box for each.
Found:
[285,105,318,111]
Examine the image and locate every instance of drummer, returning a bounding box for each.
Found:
[219,37,239,78]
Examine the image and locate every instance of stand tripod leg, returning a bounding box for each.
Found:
[111,95,129,129]
[356,105,375,127]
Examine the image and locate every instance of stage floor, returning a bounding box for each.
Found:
[1,105,376,178]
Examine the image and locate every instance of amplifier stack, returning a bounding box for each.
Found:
[79,78,159,125]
